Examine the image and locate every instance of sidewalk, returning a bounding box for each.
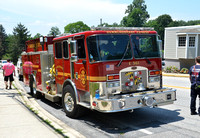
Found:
[0,74,62,138]
[0,72,85,138]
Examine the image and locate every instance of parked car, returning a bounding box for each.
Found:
[0,60,7,69]
[17,60,23,81]
[162,60,165,70]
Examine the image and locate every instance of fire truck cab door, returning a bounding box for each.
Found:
[71,38,89,92]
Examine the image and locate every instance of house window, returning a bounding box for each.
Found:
[189,37,195,47]
[178,36,186,47]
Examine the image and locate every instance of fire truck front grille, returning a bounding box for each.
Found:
[120,69,147,93]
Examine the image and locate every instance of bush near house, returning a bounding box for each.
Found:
[180,68,189,74]
[164,66,180,73]
[164,66,189,74]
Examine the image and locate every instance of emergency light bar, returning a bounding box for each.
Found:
[91,27,154,31]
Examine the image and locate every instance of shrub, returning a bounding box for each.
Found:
[164,66,179,73]
[164,66,189,74]
[171,66,180,73]
[180,68,189,74]
[164,66,172,73]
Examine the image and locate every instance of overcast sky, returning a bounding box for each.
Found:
[0,0,199,36]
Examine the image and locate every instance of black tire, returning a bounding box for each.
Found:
[62,85,85,118]
[19,75,23,81]
[29,75,41,99]
[20,75,23,81]
[29,75,34,95]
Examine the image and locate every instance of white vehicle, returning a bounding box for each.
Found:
[17,58,23,81]
[0,60,7,69]
[162,61,165,70]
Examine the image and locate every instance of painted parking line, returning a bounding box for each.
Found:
[164,85,190,89]
[139,129,153,135]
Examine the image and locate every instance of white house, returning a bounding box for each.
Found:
[164,25,200,69]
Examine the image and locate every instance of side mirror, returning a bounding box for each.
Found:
[71,56,78,62]
[157,40,162,50]
[70,40,77,55]
[157,40,163,58]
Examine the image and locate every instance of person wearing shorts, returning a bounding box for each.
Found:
[2,59,16,89]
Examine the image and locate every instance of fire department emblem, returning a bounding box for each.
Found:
[55,66,64,80]
[80,68,87,87]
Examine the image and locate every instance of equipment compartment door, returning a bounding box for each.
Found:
[54,41,64,93]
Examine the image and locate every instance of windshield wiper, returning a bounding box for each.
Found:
[144,57,151,64]
[132,40,142,58]
[116,41,130,67]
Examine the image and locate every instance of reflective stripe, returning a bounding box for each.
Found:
[57,72,107,81]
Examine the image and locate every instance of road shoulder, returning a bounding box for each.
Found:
[13,76,85,138]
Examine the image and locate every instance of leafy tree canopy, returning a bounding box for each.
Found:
[48,26,61,36]
[64,21,90,34]
[156,14,173,28]
[145,14,173,40]
[144,20,157,28]
[0,24,7,60]
[3,34,15,60]
[11,23,31,64]
[121,0,149,27]
[33,33,42,39]
[155,14,173,40]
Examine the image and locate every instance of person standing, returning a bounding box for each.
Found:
[2,59,16,89]
[189,56,200,115]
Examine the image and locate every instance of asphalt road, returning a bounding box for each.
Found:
[10,72,200,137]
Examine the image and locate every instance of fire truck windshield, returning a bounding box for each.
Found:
[131,35,160,58]
[87,34,132,62]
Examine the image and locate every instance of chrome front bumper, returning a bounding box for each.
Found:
[92,87,176,113]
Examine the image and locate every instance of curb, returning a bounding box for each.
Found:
[162,73,189,78]
[13,77,85,138]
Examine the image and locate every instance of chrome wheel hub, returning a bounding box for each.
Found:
[64,93,74,112]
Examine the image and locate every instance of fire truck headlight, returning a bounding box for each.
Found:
[107,81,120,88]
[149,76,160,83]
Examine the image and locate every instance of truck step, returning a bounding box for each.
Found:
[44,93,60,102]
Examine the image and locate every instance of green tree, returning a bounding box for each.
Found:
[186,20,200,26]
[48,26,61,36]
[64,21,90,34]
[155,14,173,40]
[144,19,157,28]
[3,34,15,60]
[11,23,31,64]
[121,0,149,27]
[0,24,7,60]
[168,20,200,27]
[144,14,173,42]
[168,20,187,27]
[33,33,42,39]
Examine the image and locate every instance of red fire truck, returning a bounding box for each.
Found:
[22,27,176,118]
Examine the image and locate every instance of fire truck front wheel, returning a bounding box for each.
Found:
[62,85,85,118]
